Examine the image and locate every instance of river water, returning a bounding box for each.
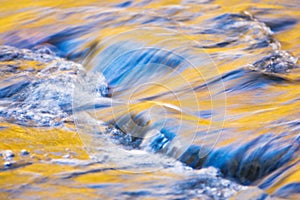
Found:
[0,0,299,199]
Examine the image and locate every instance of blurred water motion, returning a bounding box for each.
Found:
[0,0,299,199]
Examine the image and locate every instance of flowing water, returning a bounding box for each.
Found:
[0,0,300,199]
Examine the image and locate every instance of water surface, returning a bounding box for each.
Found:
[0,0,299,199]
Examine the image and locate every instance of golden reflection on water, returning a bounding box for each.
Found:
[0,0,299,199]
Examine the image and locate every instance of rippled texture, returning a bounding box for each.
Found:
[0,0,300,199]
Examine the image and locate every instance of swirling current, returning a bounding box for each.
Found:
[0,0,299,199]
